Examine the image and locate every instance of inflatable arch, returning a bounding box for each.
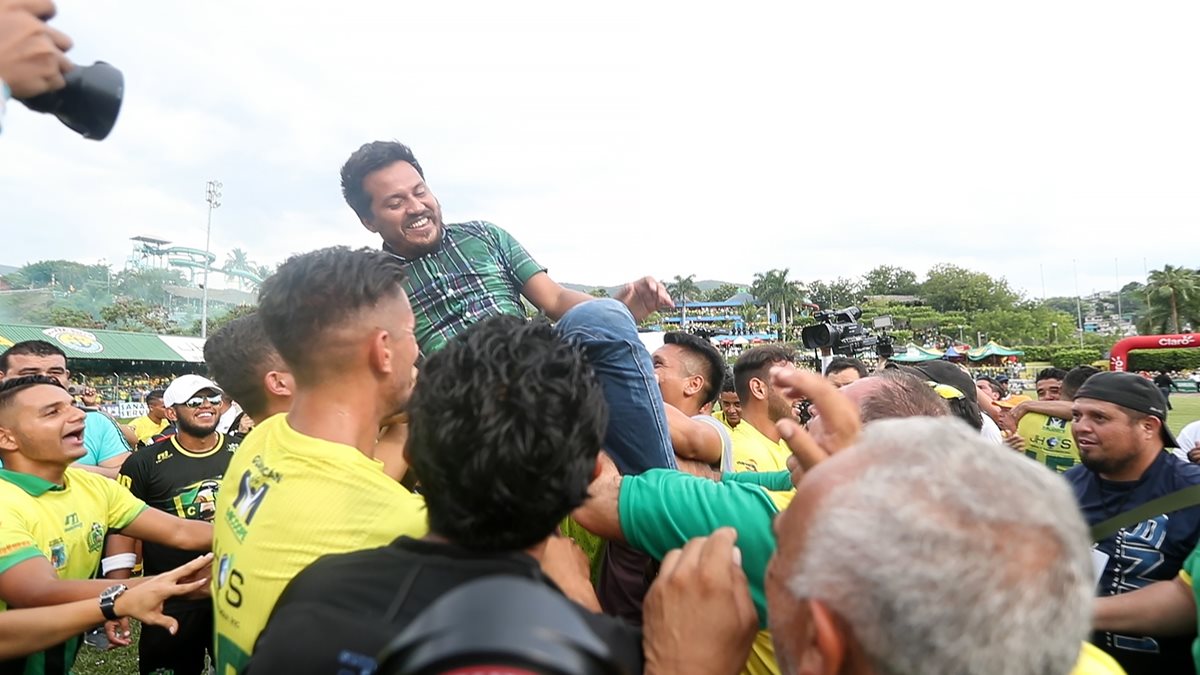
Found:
[1109,333,1200,372]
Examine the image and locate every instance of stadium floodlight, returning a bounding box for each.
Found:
[202,180,222,339]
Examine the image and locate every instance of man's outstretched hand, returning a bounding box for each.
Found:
[614,276,673,324]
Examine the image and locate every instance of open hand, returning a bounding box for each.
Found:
[614,276,673,323]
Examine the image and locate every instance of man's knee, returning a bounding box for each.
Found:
[557,298,635,336]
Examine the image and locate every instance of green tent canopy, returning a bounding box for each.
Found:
[967,340,1025,362]
[0,323,204,362]
[889,343,945,363]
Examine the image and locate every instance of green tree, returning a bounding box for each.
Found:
[100,298,175,333]
[223,248,258,291]
[704,283,742,303]
[752,269,805,338]
[920,264,1019,313]
[6,260,108,291]
[33,306,104,328]
[739,302,761,327]
[190,303,257,336]
[114,268,188,304]
[861,265,920,296]
[808,277,862,310]
[668,274,700,327]
[588,287,610,298]
[1144,265,1200,334]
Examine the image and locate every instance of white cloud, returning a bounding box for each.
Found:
[2,0,1197,299]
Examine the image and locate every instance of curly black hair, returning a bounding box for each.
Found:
[340,141,425,221]
[407,315,607,552]
[257,247,408,383]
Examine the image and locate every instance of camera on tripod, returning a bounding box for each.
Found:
[800,306,899,358]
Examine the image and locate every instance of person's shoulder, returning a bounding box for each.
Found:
[281,543,396,600]
[1062,463,1091,487]
[1163,453,1200,485]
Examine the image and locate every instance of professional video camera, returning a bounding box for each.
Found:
[800,306,899,358]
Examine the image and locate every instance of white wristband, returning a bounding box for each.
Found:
[101,553,137,575]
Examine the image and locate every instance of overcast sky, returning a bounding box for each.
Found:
[2,1,1198,300]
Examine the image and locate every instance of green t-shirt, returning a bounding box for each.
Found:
[384,221,545,355]
[1180,545,1200,671]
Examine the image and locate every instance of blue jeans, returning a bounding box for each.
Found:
[556,298,676,475]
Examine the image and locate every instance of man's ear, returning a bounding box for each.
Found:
[264,371,294,398]
[368,329,395,376]
[750,376,769,402]
[796,599,849,675]
[683,374,706,398]
[0,425,18,453]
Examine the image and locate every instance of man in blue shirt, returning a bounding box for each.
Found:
[1065,371,1200,675]
[0,341,130,478]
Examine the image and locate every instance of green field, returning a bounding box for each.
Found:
[1168,393,1200,437]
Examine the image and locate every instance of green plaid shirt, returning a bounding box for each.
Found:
[385,221,545,355]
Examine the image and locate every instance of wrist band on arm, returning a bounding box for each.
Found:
[101,552,138,575]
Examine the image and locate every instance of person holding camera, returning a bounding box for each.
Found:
[0,0,71,131]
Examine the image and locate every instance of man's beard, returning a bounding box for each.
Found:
[177,415,219,438]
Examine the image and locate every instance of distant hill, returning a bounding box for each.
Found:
[563,279,746,297]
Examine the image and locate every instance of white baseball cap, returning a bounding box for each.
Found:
[163,374,224,407]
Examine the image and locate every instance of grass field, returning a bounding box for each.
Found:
[70,396,1200,675]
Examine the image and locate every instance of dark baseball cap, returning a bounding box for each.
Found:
[1074,371,1179,448]
[904,360,977,405]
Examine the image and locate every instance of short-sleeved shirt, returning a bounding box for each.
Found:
[693,413,734,472]
[1018,412,1078,473]
[211,414,429,675]
[119,434,237,609]
[81,411,130,466]
[1177,421,1200,454]
[0,468,147,675]
[619,469,791,675]
[1066,452,1200,675]
[384,221,546,355]
[730,422,792,474]
[246,537,642,675]
[128,415,170,445]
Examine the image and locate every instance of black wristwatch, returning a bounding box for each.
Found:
[99,583,128,621]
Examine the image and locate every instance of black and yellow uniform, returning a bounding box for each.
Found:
[118,434,237,675]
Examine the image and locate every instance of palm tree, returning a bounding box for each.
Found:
[223,248,255,291]
[738,302,760,328]
[668,274,700,328]
[752,268,805,339]
[1145,265,1200,334]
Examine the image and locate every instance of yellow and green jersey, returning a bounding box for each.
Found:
[212,414,428,675]
[0,467,147,675]
[1017,412,1078,473]
[730,422,792,474]
[128,415,170,444]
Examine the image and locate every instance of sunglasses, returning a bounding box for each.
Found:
[181,394,223,408]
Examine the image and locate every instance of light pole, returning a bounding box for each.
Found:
[957,325,964,343]
[1051,322,1058,343]
[202,180,222,339]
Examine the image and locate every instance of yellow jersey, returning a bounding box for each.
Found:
[731,422,792,473]
[128,415,170,444]
[1017,412,1078,473]
[212,414,428,675]
[1070,642,1127,674]
[0,467,146,674]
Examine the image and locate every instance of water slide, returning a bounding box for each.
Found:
[166,248,262,285]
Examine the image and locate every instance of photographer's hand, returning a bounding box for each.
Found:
[0,0,72,99]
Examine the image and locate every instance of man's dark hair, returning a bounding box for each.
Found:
[145,389,165,404]
[1061,365,1101,401]
[826,356,869,379]
[408,316,606,552]
[340,141,426,221]
[733,345,795,402]
[663,332,726,406]
[722,368,737,394]
[257,247,409,383]
[0,375,65,413]
[1036,367,1068,383]
[976,376,1003,399]
[0,340,66,372]
[204,313,281,420]
[860,369,951,424]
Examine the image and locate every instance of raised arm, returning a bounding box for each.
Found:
[664,403,723,465]
[117,508,212,552]
[521,272,595,321]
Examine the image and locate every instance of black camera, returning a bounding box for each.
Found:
[800,306,897,358]
[18,61,124,140]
